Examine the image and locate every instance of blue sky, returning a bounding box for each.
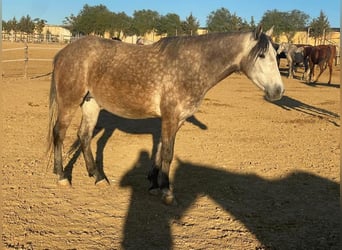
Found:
[2,0,340,28]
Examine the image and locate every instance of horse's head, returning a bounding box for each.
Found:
[276,43,288,54]
[241,25,284,102]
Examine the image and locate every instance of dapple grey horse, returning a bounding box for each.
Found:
[277,42,306,79]
[47,25,284,204]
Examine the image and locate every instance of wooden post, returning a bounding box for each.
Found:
[24,43,28,79]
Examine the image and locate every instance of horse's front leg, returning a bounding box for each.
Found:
[148,117,182,205]
[148,136,176,205]
[288,62,294,79]
[148,140,162,192]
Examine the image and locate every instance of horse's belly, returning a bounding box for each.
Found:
[93,92,161,119]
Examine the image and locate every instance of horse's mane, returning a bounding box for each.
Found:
[154,32,247,53]
[154,31,271,61]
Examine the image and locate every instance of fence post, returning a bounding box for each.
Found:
[24,43,28,79]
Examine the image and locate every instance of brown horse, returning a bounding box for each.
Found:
[305,44,336,84]
[47,25,284,204]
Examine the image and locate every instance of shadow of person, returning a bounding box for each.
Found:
[64,110,207,184]
[120,153,339,249]
[120,151,181,250]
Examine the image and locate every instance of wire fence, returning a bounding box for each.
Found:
[2,43,63,79]
[2,36,340,79]
[2,31,72,44]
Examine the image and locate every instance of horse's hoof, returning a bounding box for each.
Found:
[95,178,110,187]
[162,189,177,206]
[149,188,161,196]
[58,178,71,187]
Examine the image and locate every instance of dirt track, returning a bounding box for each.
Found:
[2,41,340,249]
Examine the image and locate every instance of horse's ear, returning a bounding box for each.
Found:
[265,26,274,37]
[254,24,263,40]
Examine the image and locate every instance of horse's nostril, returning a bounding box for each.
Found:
[275,86,283,96]
[265,85,284,102]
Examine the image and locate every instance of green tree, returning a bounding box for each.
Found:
[181,13,200,35]
[64,6,134,38]
[5,18,18,32]
[260,9,285,38]
[155,13,182,36]
[115,12,135,38]
[249,16,256,29]
[64,4,112,36]
[33,18,47,34]
[284,10,310,41]
[260,9,309,42]
[132,9,159,36]
[63,13,78,33]
[18,15,35,33]
[206,7,248,32]
[309,10,330,44]
[2,20,9,32]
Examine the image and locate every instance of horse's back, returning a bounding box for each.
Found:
[53,36,164,119]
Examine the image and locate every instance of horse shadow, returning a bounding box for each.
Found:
[303,81,340,88]
[278,67,306,80]
[64,110,207,183]
[120,151,339,249]
[271,95,340,127]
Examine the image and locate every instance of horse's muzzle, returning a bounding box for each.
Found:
[265,85,285,102]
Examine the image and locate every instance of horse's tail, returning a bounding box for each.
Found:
[46,71,58,156]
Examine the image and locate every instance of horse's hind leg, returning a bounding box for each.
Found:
[78,97,108,185]
[53,106,78,185]
[313,63,325,83]
[308,62,315,83]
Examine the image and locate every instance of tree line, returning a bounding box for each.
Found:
[2,15,47,34]
[2,4,331,42]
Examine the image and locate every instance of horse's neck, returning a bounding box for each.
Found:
[198,34,247,86]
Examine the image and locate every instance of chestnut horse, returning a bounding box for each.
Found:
[47,26,284,204]
[305,44,336,84]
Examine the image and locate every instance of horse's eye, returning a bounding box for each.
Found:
[259,53,265,59]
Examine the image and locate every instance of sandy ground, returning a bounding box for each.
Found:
[2,41,340,249]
